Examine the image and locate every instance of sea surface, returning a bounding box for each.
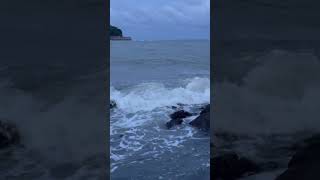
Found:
[0,1,106,179]
[110,40,210,180]
[213,40,320,179]
[0,57,107,179]
[213,0,320,178]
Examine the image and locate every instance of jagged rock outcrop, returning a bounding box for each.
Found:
[166,110,192,129]
[276,135,320,180]
[211,153,259,180]
[189,104,210,131]
[110,100,117,109]
[0,121,20,149]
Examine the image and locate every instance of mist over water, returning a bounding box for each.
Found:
[213,40,320,179]
[214,49,320,134]
[0,0,107,178]
[0,65,107,179]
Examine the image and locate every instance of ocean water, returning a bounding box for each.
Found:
[213,40,320,179]
[0,61,107,179]
[110,40,210,180]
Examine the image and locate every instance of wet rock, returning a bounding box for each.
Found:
[289,134,320,151]
[276,138,320,180]
[169,110,192,119]
[50,162,81,178]
[165,110,192,129]
[176,103,186,106]
[110,100,117,109]
[214,132,240,142]
[211,153,259,180]
[189,104,210,131]
[259,161,279,172]
[199,104,210,114]
[0,121,20,149]
[171,106,178,110]
[166,119,183,129]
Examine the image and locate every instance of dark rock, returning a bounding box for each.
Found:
[0,121,20,149]
[166,119,183,129]
[190,104,210,130]
[165,110,192,129]
[50,162,81,178]
[199,104,210,115]
[211,153,259,180]
[290,134,320,151]
[259,161,279,171]
[169,110,192,119]
[214,132,240,142]
[110,100,117,109]
[276,135,320,180]
[176,103,185,106]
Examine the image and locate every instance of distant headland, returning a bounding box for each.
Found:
[110,25,132,41]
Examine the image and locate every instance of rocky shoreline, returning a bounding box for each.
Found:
[165,104,210,131]
[211,133,320,180]
[110,101,210,131]
[0,121,21,149]
[275,135,320,180]
[7,101,319,179]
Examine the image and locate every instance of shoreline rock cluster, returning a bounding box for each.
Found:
[275,135,320,180]
[211,134,320,180]
[110,100,117,109]
[110,101,210,131]
[189,104,210,130]
[166,110,192,129]
[166,104,210,131]
[211,153,260,179]
[0,121,20,149]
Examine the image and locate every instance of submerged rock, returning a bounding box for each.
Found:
[169,110,192,119]
[166,119,183,129]
[289,134,320,151]
[211,153,259,180]
[166,110,192,129]
[110,100,117,109]
[189,104,210,130]
[276,136,320,180]
[49,162,81,178]
[171,106,178,110]
[0,121,20,149]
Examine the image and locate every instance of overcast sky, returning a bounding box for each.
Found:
[110,0,210,40]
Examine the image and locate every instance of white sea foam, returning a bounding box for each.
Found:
[0,79,106,164]
[110,77,209,175]
[111,77,210,113]
[213,50,320,134]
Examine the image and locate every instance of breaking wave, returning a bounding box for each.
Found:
[214,50,320,134]
[111,77,210,113]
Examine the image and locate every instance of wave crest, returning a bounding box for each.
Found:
[111,77,210,113]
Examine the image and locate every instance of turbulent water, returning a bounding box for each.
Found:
[110,40,210,180]
[0,63,107,179]
[213,40,320,179]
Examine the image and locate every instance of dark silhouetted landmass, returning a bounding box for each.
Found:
[110,25,123,37]
[110,25,132,40]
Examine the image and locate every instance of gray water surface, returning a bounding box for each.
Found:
[110,40,210,180]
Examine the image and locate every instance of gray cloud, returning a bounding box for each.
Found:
[111,0,210,40]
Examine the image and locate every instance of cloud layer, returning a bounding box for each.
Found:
[111,0,210,40]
